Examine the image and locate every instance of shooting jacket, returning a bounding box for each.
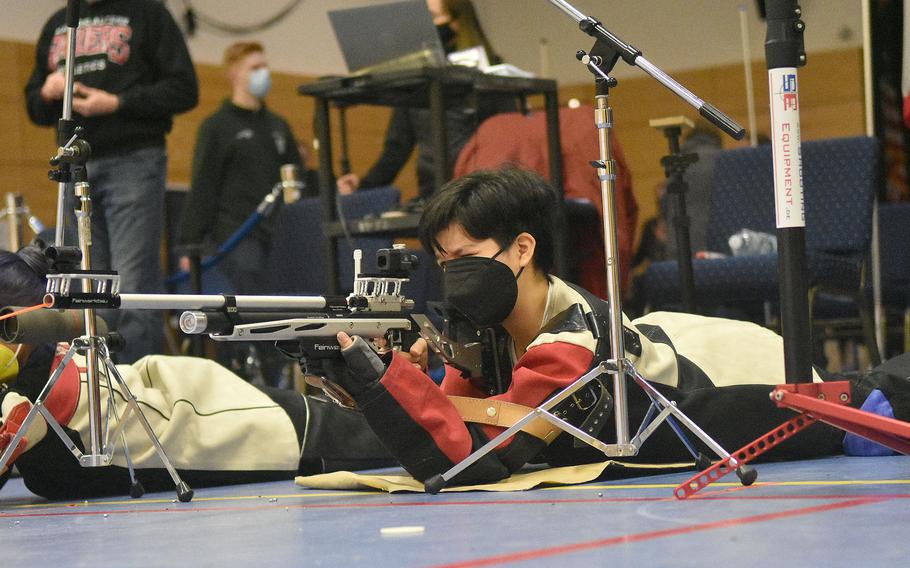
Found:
[351,276,848,485]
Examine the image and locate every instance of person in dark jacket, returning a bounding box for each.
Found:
[177,41,304,295]
[25,0,199,363]
[177,41,306,386]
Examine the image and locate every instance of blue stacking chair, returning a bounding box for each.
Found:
[399,249,443,314]
[265,195,328,295]
[642,136,882,363]
[266,187,402,295]
[815,202,910,358]
[881,203,907,354]
[878,203,910,353]
[334,187,401,291]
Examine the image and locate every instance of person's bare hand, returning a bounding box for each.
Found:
[72,83,120,117]
[336,173,361,195]
[401,338,428,372]
[40,71,66,102]
[360,332,429,372]
[426,0,452,25]
[336,331,354,349]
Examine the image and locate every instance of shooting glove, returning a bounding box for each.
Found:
[322,336,391,403]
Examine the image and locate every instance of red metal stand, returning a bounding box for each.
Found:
[675,381,910,499]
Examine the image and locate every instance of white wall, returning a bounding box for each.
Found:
[2,0,863,84]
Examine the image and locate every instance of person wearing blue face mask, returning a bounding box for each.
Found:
[177,42,305,297]
[177,41,306,387]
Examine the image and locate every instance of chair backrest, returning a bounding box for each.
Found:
[878,202,910,286]
[266,195,328,295]
[267,187,405,294]
[335,187,400,291]
[400,249,443,314]
[707,136,881,256]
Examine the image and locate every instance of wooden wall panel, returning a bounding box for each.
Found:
[2,38,864,247]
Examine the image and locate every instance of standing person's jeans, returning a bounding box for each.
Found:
[64,146,167,363]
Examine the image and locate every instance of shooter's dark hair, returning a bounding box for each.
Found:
[418,168,557,273]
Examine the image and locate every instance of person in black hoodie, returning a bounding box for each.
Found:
[25,0,199,364]
[177,41,304,295]
[176,41,305,387]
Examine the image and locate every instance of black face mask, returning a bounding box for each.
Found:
[442,249,524,328]
[436,23,457,54]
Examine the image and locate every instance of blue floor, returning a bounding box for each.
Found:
[2,455,909,567]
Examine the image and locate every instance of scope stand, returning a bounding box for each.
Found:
[654,120,699,314]
[2,0,192,500]
[422,49,754,495]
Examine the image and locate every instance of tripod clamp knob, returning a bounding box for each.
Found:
[50,137,92,167]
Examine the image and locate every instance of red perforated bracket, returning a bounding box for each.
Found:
[676,380,910,499]
[773,382,910,455]
[674,412,817,499]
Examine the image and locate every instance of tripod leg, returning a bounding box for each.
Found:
[630,367,757,485]
[36,405,83,458]
[633,402,659,438]
[635,394,708,469]
[664,416,703,459]
[100,362,144,498]
[101,357,193,502]
[663,416,715,473]
[0,348,86,471]
[0,406,42,470]
[120,429,145,499]
[0,403,32,471]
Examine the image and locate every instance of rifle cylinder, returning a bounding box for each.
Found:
[180,310,330,335]
[117,293,336,311]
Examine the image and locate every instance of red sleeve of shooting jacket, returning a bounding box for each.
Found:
[354,341,594,484]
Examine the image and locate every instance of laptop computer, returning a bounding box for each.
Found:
[328,0,447,75]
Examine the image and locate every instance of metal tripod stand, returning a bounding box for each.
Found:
[422,0,755,494]
[0,335,193,501]
[0,178,193,502]
[2,193,44,251]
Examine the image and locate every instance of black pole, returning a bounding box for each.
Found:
[658,126,698,313]
[544,88,569,279]
[428,78,449,196]
[313,97,339,294]
[765,1,811,384]
[337,104,352,176]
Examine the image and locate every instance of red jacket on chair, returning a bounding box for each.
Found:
[454,106,638,296]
